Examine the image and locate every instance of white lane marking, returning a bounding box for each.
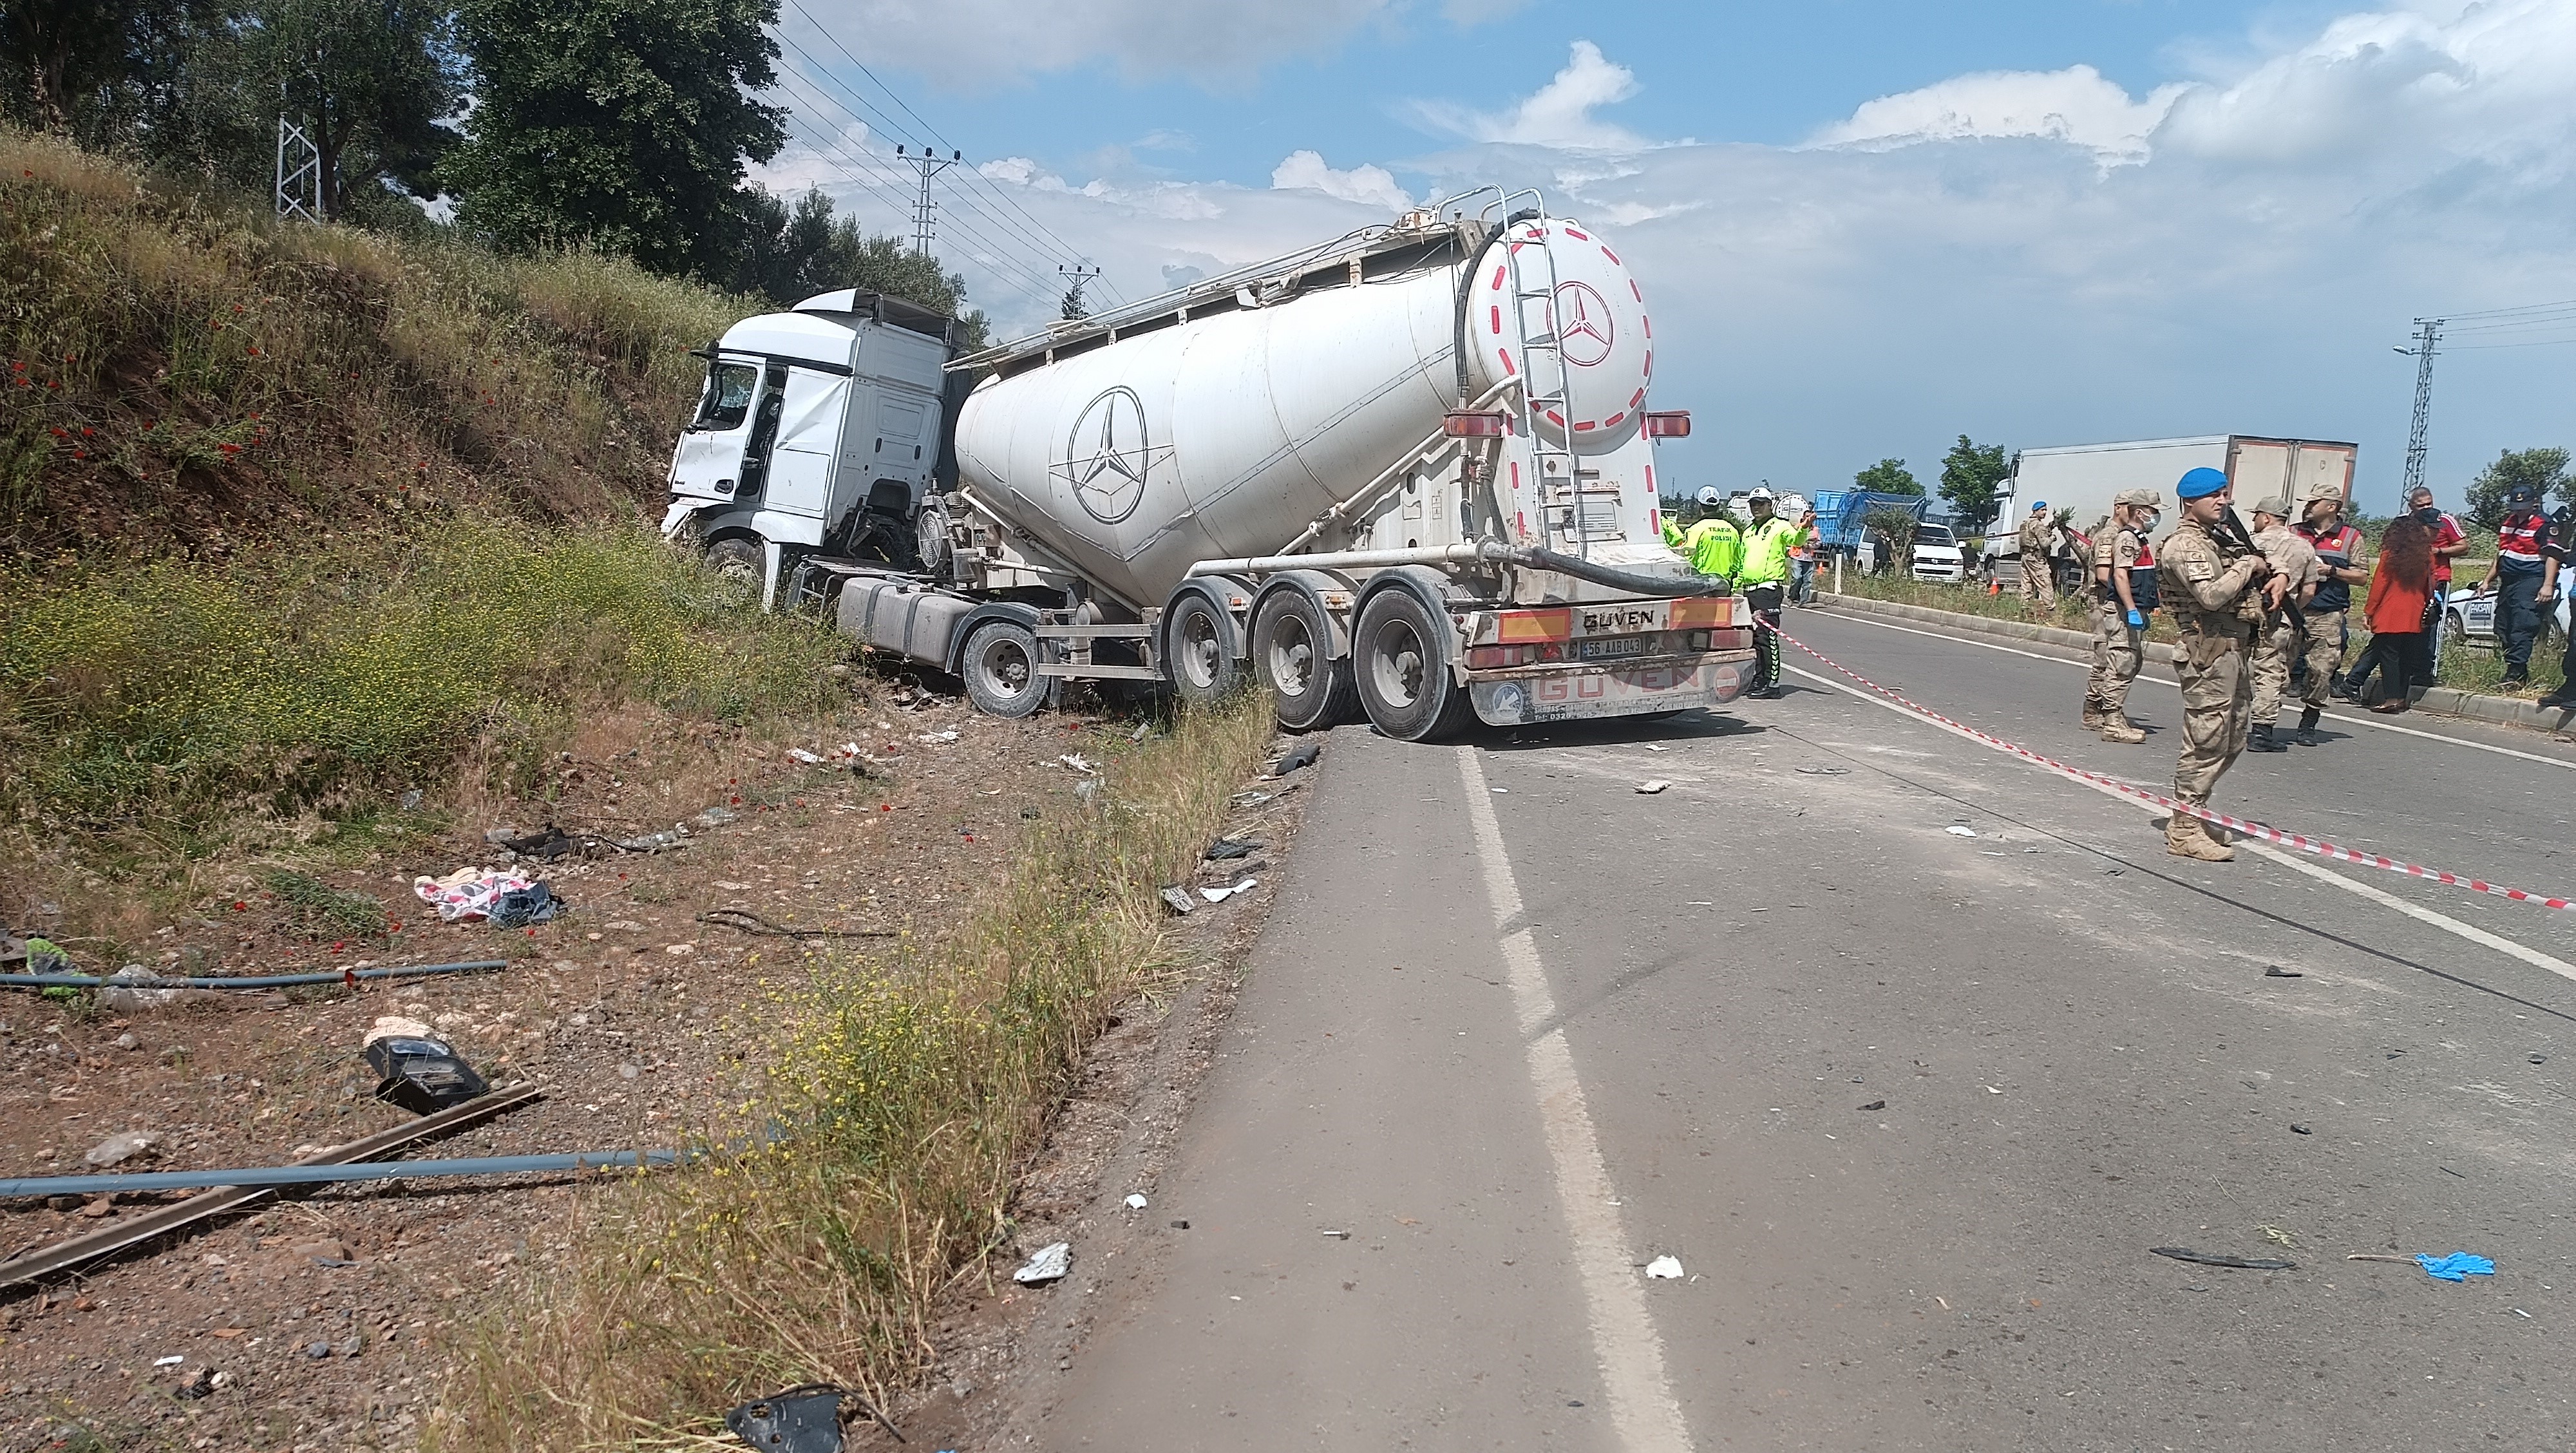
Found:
[1458,747,1692,1453]
[1810,608,2576,772]
[1785,663,2576,983]
[2244,844,2576,986]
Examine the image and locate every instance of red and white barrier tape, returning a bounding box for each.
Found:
[1759,620,2576,912]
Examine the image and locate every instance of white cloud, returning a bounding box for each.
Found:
[1270,150,1413,211]
[1412,40,1655,150]
[782,0,1397,86]
[1810,64,2187,166]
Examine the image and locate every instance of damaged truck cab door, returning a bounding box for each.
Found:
[670,357,771,504]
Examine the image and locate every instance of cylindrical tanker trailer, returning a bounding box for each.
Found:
[663,192,1756,740]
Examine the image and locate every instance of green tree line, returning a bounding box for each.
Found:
[0,0,980,324]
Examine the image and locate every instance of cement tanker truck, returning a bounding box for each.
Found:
[663,191,1755,740]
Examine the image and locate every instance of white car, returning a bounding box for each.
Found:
[1910,522,1966,582]
[2445,584,2571,647]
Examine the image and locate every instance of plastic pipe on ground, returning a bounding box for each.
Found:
[0,1148,686,1199]
[0,959,509,991]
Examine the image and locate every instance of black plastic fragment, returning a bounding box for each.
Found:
[725,1385,845,1453]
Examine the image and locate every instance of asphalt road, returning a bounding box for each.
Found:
[1046,604,2576,1452]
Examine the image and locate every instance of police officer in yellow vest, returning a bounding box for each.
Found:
[1739,487,1809,699]
[1663,486,1743,580]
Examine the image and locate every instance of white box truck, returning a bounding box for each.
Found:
[663,191,1757,740]
[1985,435,2358,587]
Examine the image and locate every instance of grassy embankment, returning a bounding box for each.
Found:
[431,696,1275,1449]
[0,126,853,929]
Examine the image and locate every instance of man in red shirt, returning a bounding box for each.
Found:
[2408,485,2469,686]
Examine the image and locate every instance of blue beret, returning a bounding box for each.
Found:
[2177,467,2229,500]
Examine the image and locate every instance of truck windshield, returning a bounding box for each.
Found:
[694,362,759,430]
[1918,525,1955,544]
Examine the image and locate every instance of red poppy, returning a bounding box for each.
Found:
[232,900,247,911]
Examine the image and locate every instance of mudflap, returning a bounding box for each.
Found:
[1468,658,1750,726]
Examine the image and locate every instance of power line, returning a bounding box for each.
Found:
[2446,336,2576,351]
[764,59,1086,309]
[762,70,1070,308]
[771,1,1123,305]
[2443,296,2576,322]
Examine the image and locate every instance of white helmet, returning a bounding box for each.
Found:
[1696,486,1721,506]
[1747,486,1776,504]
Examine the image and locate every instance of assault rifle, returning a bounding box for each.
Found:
[2215,506,2304,629]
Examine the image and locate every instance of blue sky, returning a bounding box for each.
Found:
[765,1,2576,514]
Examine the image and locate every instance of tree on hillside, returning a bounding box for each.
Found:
[229,0,464,221]
[1937,435,2011,529]
[1,0,209,140]
[447,0,786,281]
[2463,446,2571,528]
[1853,457,1922,495]
[732,187,990,347]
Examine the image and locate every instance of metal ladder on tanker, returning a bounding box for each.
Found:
[1497,203,1588,560]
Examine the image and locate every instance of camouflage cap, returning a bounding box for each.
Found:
[2250,495,2292,518]
[2114,488,2161,509]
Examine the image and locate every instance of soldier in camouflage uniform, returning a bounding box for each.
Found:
[2018,504,2061,607]
[2243,496,2321,754]
[2083,488,2160,743]
[2157,468,2284,862]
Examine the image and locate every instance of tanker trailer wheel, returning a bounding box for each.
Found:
[1252,591,1357,732]
[1353,589,1473,742]
[961,620,1050,719]
[703,538,767,606]
[1166,593,1245,708]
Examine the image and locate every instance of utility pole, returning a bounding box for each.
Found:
[896,145,961,256]
[1057,262,1101,320]
[2395,316,2443,499]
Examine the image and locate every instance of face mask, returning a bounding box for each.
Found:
[2137,515,2159,534]
[2414,505,2441,524]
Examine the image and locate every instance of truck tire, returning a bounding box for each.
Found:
[704,538,766,605]
[1353,588,1473,742]
[961,620,1050,719]
[1252,590,1356,732]
[1165,592,1244,708]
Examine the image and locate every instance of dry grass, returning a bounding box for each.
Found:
[428,697,1277,1450]
[0,126,752,553]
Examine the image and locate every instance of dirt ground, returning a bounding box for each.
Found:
[0,675,1305,1453]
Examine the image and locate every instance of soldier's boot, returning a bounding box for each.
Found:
[2099,719,2146,744]
[2248,723,2288,753]
[2295,707,2324,745]
[2167,812,2235,862]
[2081,699,2105,730]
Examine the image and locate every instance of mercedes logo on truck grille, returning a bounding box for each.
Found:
[1054,386,1168,524]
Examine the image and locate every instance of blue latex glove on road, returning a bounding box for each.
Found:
[2415,1251,2496,1282]
[2126,609,2146,630]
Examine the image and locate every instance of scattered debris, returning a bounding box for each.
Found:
[1271,741,1321,777]
[692,804,741,829]
[2258,1225,2299,1249]
[1058,752,1097,774]
[786,748,826,765]
[2264,965,2303,978]
[1945,825,1978,837]
[1074,778,1104,803]
[1794,765,1851,775]
[1228,790,1273,808]
[1204,837,1263,860]
[2531,1053,2550,1065]
[363,1029,488,1114]
[486,882,563,930]
[1014,1241,1072,1285]
[1157,887,1198,916]
[1636,780,1671,795]
[1643,744,1669,753]
[696,908,893,940]
[83,1131,162,1169]
[1169,1219,1190,1230]
[724,1385,848,1453]
[2413,1251,2497,1282]
[1321,1230,1351,1240]
[1644,1255,1684,1279]
[918,730,960,745]
[2150,1246,2295,1271]
[1199,878,1257,904]
[1122,1193,1148,1210]
[1859,1099,1886,1112]
[2291,1123,2312,1135]
[411,868,536,924]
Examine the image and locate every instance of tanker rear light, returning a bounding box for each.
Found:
[1444,410,1508,438]
[1644,412,1692,439]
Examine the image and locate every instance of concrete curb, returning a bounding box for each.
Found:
[1810,591,2576,735]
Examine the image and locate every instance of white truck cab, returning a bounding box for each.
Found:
[664,290,968,605]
